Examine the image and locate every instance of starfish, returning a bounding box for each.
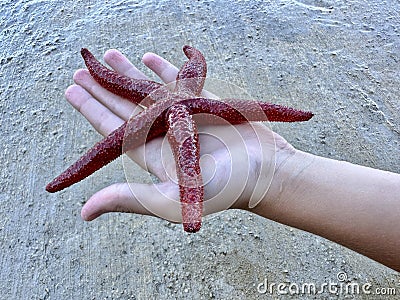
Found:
[46,45,313,232]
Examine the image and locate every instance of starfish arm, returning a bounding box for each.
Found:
[180,98,314,123]
[166,104,203,233]
[81,48,162,107]
[174,45,207,96]
[46,105,170,193]
[46,123,126,193]
[46,122,127,193]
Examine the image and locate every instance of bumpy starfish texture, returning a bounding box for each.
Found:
[46,45,313,233]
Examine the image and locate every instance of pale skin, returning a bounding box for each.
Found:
[65,48,400,272]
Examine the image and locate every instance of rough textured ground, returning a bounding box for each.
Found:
[0,0,399,299]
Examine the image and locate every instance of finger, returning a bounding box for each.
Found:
[81,182,182,223]
[142,52,217,99]
[65,84,125,137]
[73,69,139,121]
[104,49,149,80]
[142,52,180,85]
[65,83,170,179]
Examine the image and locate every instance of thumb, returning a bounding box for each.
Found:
[81,182,182,223]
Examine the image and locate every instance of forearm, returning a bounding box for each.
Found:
[251,150,400,271]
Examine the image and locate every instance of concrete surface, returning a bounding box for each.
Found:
[0,0,399,299]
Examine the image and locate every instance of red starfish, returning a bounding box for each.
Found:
[46,46,313,233]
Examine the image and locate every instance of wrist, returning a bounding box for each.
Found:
[248,148,316,220]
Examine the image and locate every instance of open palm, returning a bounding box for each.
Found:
[65,49,293,224]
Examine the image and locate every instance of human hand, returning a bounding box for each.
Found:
[65,49,296,224]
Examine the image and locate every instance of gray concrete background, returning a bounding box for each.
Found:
[1,0,399,299]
